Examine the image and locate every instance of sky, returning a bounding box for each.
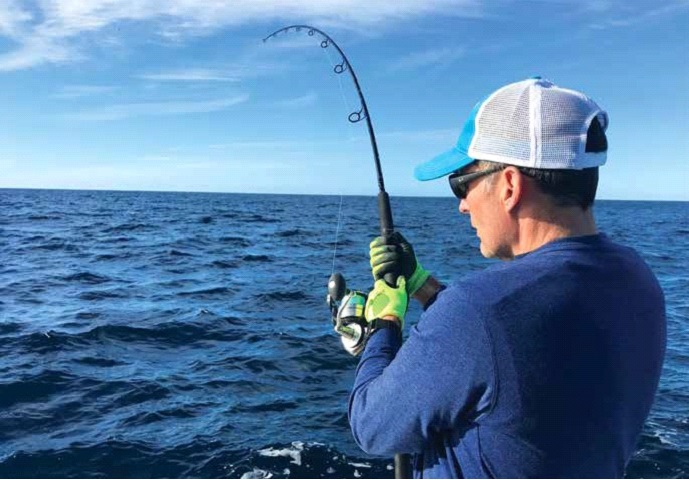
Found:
[0,0,688,200]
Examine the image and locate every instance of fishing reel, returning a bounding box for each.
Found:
[327,272,370,356]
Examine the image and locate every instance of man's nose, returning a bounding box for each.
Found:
[459,198,470,214]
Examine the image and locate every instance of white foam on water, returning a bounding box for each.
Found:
[353,469,362,478]
[348,462,371,468]
[240,468,273,479]
[257,441,305,466]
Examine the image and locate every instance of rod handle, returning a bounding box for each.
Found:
[377,191,394,237]
[377,191,398,286]
[394,453,412,479]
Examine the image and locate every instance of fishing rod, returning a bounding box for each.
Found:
[262,25,394,243]
[263,25,411,479]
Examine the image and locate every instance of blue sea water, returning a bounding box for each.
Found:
[0,188,687,478]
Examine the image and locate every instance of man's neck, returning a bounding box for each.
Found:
[512,207,598,257]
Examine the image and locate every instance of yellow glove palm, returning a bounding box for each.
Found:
[364,277,408,328]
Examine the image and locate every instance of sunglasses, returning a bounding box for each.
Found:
[448,165,505,199]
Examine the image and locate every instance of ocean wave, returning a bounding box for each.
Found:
[23,234,46,242]
[73,356,126,367]
[114,382,172,407]
[169,249,194,257]
[78,289,126,301]
[233,399,299,414]
[242,214,279,224]
[6,329,92,354]
[5,318,248,354]
[103,223,152,233]
[0,322,23,335]
[61,272,112,285]
[101,236,131,243]
[0,369,78,409]
[35,241,81,252]
[176,286,234,298]
[240,358,278,375]
[277,229,304,238]
[94,253,121,261]
[121,406,200,427]
[242,254,272,262]
[219,236,253,247]
[253,290,310,302]
[85,320,245,345]
[211,260,238,269]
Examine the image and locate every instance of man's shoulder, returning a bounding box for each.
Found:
[441,234,632,306]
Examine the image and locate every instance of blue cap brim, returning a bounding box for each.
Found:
[413,147,475,181]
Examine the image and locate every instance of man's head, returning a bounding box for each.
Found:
[415,77,608,259]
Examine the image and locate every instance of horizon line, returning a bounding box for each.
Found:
[0,186,687,203]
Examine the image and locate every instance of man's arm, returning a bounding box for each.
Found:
[412,276,444,309]
[348,286,496,456]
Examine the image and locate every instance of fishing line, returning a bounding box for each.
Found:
[324,46,354,118]
[331,194,344,275]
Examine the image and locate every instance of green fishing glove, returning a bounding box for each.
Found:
[369,232,431,296]
[364,277,409,328]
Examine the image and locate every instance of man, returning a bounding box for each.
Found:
[348,78,666,478]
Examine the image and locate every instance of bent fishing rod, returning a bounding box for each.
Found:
[263,25,394,243]
[263,25,411,479]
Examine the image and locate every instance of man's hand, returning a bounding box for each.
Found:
[365,277,409,328]
[369,232,431,296]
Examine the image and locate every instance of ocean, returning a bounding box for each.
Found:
[0,189,687,478]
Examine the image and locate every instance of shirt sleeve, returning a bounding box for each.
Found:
[348,286,496,456]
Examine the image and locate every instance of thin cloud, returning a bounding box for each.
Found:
[0,0,481,71]
[136,69,240,82]
[273,92,318,108]
[65,94,249,121]
[388,47,467,72]
[0,0,32,38]
[0,35,80,71]
[589,1,689,29]
[54,84,118,98]
[135,63,293,84]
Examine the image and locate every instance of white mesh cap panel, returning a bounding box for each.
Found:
[467,78,608,169]
[469,81,533,166]
[538,86,598,169]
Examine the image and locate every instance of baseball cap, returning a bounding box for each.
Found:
[414,77,609,181]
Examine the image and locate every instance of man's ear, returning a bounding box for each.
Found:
[501,167,524,213]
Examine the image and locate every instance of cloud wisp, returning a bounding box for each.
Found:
[136,69,241,82]
[272,92,319,108]
[588,0,689,29]
[53,84,118,99]
[0,0,480,71]
[64,94,250,121]
[0,0,33,38]
[388,47,467,72]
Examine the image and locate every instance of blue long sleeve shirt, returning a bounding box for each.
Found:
[349,234,666,478]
